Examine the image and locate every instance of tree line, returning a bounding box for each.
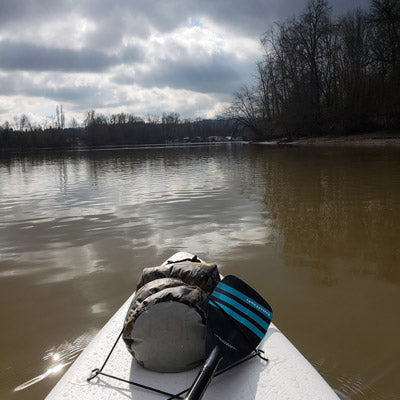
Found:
[228,0,400,139]
[2,0,398,148]
[0,110,237,150]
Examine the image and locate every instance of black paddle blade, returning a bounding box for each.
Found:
[206,275,273,370]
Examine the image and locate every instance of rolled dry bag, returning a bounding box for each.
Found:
[123,261,220,373]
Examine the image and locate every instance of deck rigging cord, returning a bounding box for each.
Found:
[87,293,269,399]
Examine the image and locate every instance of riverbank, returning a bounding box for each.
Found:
[256,131,400,147]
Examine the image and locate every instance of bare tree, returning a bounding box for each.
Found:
[19,114,30,131]
[84,110,96,127]
[70,117,79,129]
[2,121,11,131]
[60,105,65,129]
[230,0,400,138]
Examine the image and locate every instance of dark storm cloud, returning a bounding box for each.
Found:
[0,41,112,72]
[78,0,371,39]
[191,0,371,35]
[120,45,146,64]
[128,52,251,94]
[0,0,72,26]
[0,73,98,103]
[0,0,371,40]
[0,41,145,72]
[33,86,99,103]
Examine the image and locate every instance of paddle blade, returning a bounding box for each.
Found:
[206,275,273,370]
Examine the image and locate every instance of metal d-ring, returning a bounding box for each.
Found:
[87,368,100,382]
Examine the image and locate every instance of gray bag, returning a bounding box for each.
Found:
[123,260,220,372]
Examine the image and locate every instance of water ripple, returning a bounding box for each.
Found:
[14,330,96,392]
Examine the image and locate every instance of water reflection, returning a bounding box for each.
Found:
[1,145,400,400]
[248,147,400,284]
[0,147,272,277]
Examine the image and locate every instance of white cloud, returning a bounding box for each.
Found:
[0,0,371,125]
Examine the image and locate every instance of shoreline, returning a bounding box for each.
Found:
[0,141,246,154]
[254,131,400,147]
[2,132,400,152]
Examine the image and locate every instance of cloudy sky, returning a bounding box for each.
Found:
[0,0,370,127]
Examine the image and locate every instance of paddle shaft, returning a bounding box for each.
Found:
[184,345,223,400]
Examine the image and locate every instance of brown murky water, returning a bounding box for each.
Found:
[0,144,399,400]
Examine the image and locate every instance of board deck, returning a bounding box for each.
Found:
[46,253,340,399]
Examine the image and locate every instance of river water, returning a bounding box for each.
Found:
[0,144,399,400]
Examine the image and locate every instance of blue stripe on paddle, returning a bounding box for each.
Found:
[211,291,270,331]
[217,282,273,320]
[210,300,265,339]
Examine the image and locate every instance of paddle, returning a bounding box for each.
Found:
[184,275,273,400]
